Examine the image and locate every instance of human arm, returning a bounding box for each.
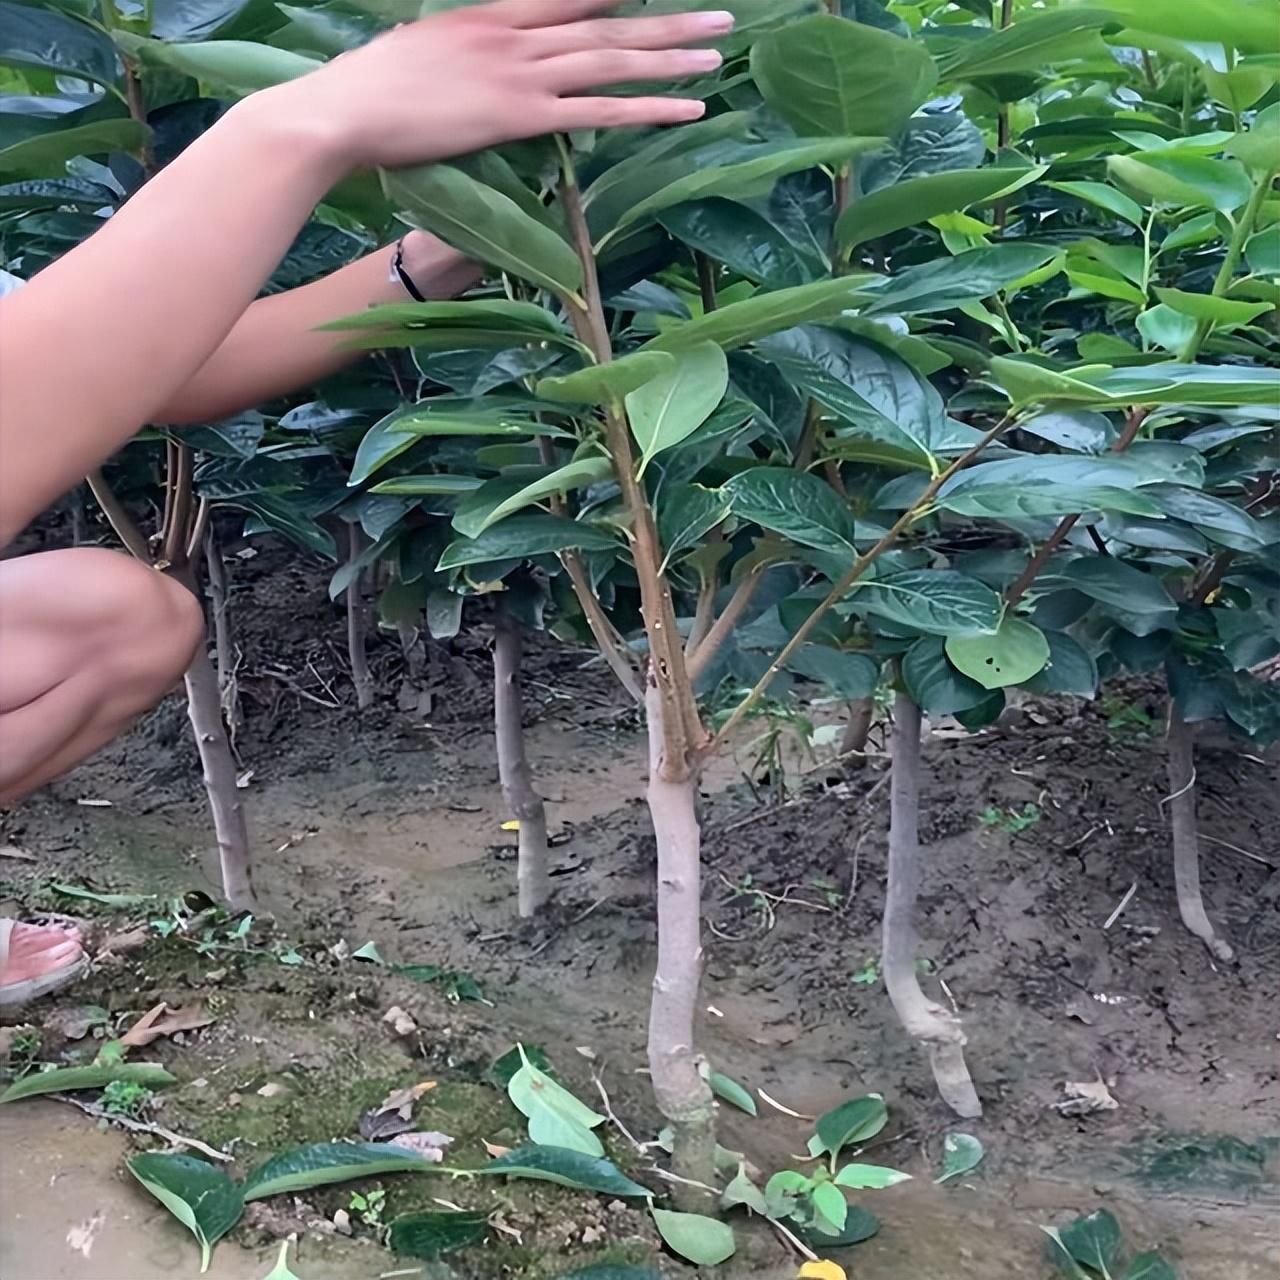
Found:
[154,231,481,426]
[0,0,732,545]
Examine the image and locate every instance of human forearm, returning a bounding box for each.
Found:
[156,233,481,425]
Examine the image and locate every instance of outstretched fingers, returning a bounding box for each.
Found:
[531,9,736,54]
[540,46,722,93]
[551,94,707,131]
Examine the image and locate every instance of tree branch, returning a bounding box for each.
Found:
[86,470,152,562]
[686,569,764,684]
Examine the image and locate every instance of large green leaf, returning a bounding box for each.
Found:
[935,483,1162,520]
[849,570,1002,637]
[832,1162,911,1189]
[128,1155,243,1273]
[1107,152,1254,213]
[1144,484,1270,552]
[937,8,1117,80]
[812,1095,888,1158]
[1054,1209,1122,1274]
[113,32,320,93]
[657,483,730,565]
[1100,0,1280,54]
[902,637,991,715]
[0,1062,175,1104]
[387,1210,489,1259]
[0,111,148,176]
[945,615,1050,689]
[1153,287,1272,326]
[438,514,616,569]
[538,351,677,406]
[1056,558,1176,634]
[0,1,117,85]
[992,357,1280,409]
[324,299,568,339]
[384,165,582,299]
[751,14,938,139]
[610,137,883,240]
[472,455,614,536]
[478,1145,649,1197]
[861,111,986,191]
[722,467,856,552]
[242,1142,439,1201]
[644,275,882,353]
[786,644,880,698]
[627,341,728,468]
[508,1047,606,1156]
[838,166,1047,248]
[650,1208,737,1265]
[1046,180,1145,228]
[861,243,1061,316]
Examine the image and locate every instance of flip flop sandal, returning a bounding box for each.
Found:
[0,918,88,1011]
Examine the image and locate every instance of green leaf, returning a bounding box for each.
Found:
[1107,152,1254,213]
[1018,411,1114,453]
[612,137,883,239]
[0,113,149,176]
[861,243,1062,316]
[752,14,938,139]
[937,8,1116,80]
[1123,1253,1177,1280]
[370,474,485,496]
[128,1155,243,1273]
[722,467,856,552]
[1046,181,1145,228]
[812,1094,888,1159]
[0,1062,175,1104]
[114,33,320,93]
[1099,0,1280,54]
[721,1163,770,1216]
[350,410,422,486]
[658,483,730,565]
[839,167,1046,248]
[1144,484,1270,552]
[1056,1209,1122,1274]
[650,1208,737,1265]
[383,164,582,299]
[52,882,156,907]
[387,1210,489,1259]
[644,275,882,353]
[1153,287,1272,326]
[474,455,614,535]
[627,341,728,468]
[946,616,1050,689]
[936,1133,984,1184]
[324,299,568,339]
[1024,632,1098,698]
[538,351,677,406]
[242,1142,439,1201]
[902,637,990,715]
[478,1145,649,1197]
[811,1180,849,1233]
[274,3,381,55]
[508,1046,606,1156]
[795,1205,880,1250]
[1245,225,1280,276]
[786,645,879,699]
[936,484,1161,520]
[438,514,616,570]
[1137,305,1198,355]
[1228,103,1280,173]
[260,1238,301,1280]
[0,1,118,86]
[1057,559,1176,635]
[832,1162,911,1189]
[850,571,1002,638]
[708,1070,757,1115]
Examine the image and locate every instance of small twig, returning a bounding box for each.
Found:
[1198,833,1278,871]
[50,1093,232,1161]
[645,1166,720,1196]
[769,1215,819,1262]
[756,1088,814,1120]
[1103,881,1138,931]
[1158,765,1196,811]
[591,1067,646,1153]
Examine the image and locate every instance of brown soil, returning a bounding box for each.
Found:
[2,542,1278,1280]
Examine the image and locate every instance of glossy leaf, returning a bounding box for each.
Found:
[752,14,938,140]
[0,1061,175,1104]
[128,1154,243,1273]
[787,645,879,699]
[1107,152,1254,213]
[651,1208,737,1265]
[1100,0,1280,54]
[387,1210,489,1258]
[861,244,1061,316]
[0,112,148,176]
[0,1,118,86]
[384,164,582,299]
[722,467,856,552]
[657,483,730,564]
[708,1069,757,1115]
[1055,1209,1122,1274]
[479,1145,649,1196]
[1046,180,1144,228]
[659,198,826,288]
[946,616,1051,689]
[850,571,1002,637]
[1024,632,1099,699]
[113,33,320,93]
[937,8,1116,80]
[811,1180,849,1232]
[812,1094,888,1159]
[839,166,1046,248]
[627,341,728,467]
[1057,558,1177,635]
[538,351,677,406]
[243,1142,440,1201]
[936,1133,984,1184]
[475,455,614,535]
[438,514,616,570]
[1153,287,1272,326]
[936,483,1161,520]
[832,1163,910,1189]
[861,111,986,192]
[902,637,992,715]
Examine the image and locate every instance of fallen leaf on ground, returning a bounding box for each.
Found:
[359,1080,437,1139]
[500,820,520,831]
[386,1130,452,1161]
[382,1006,417,1036]
[258,1081,290,1099]
[120,1001,214,1048]
[482,1140,512,1158]
[1058,1079,1118,1116]
[98,926,150,959]
[0,845,36,861]
[799,1263,846,1280]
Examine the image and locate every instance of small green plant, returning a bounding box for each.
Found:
[1044,1208,1175,1279]
[101,1078,155,1119]
[851,957,882,986]
[1101,697,1159,738]
[348,1187,386,1228]
[980,802,1042,834]
[2,1027,43,1076]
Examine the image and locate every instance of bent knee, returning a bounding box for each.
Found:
[111,566,205,691]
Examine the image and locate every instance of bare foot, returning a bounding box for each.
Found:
[0,919,84,987]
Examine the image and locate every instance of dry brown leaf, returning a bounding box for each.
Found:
[386,1130,452,1161]
[482,1139,512,1158]
[121,1001,213,1048]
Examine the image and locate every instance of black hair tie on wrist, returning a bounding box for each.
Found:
[391,237,427,303]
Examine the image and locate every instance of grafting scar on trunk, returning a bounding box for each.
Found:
[883,691,981,1118]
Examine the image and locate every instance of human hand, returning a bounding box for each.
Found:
[269,0,733,174]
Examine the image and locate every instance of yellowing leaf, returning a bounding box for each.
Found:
[501,820,520,831]
[799,1263,847,1280]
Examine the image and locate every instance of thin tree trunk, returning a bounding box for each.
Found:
[203,525,242,746]
[883,691,982,1118]
[644,681,716,1209]
[493,605,551,918]
[1166,700,1234,962]
[840,696,874,767]
[346,524,374,710]
[184,639,255,911]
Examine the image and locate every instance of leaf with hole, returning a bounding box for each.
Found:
[651,1207,737,1265]
[128,1154,243,1273]
[387,1210,489,1259]
[627,341,728,468]
[479,1145,649,1196]
[752,14,937,140]
[242,1142,439,1202]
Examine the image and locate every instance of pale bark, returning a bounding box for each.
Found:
[345,523,374,710]
[1166,701,1234,962]
[203,525,242,745]
[644,682,716,1208]
[883,692,981,1118]
[184,639,255,911]
[493,606,551,918]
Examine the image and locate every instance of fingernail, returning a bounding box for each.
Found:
[695,10,736,34]
[682,48,724,71]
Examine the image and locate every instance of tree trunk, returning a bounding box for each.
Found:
[1166,700,1234,963]
[493,605,551,918]
[184,640,255,911]
[644,682,717,1210]
[203,525,242,746]
[883,691,981,1118]
[346,524,374,711]
[840,696,874,767]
